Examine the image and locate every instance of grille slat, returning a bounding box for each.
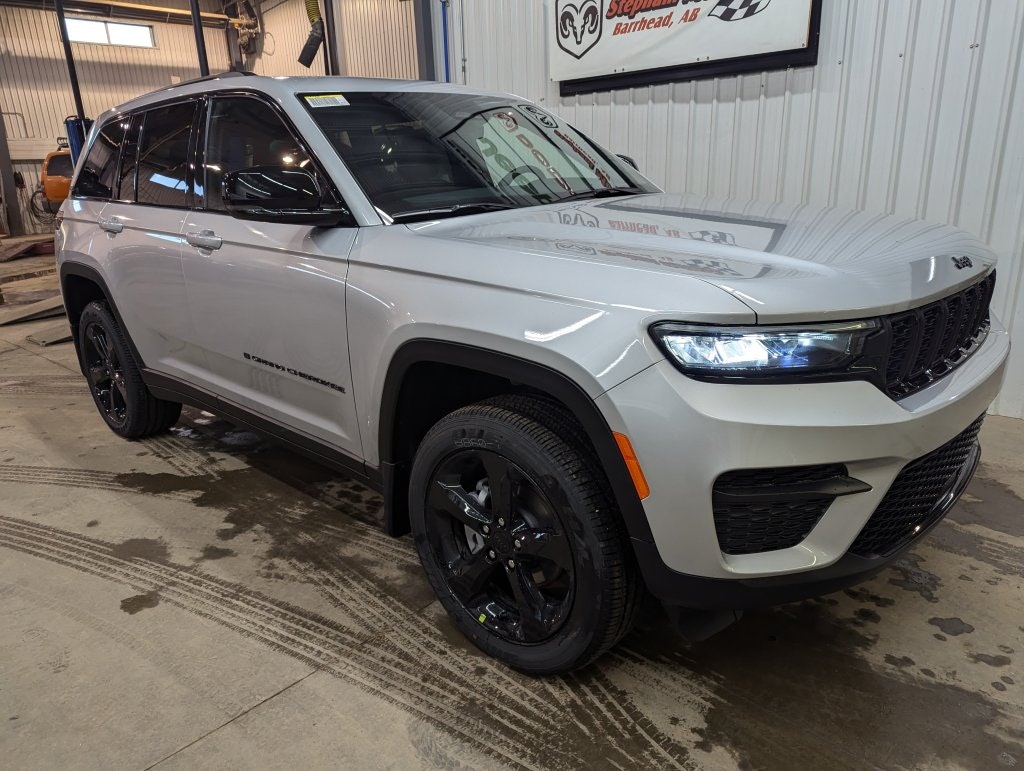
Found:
[885,273,994,399]
[849,415,984,558]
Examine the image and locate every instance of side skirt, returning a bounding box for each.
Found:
[142,369,383,495]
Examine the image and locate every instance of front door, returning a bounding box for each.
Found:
[180,94,362,459]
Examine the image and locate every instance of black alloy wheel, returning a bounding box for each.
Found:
[410,395,640,674]
[77,301,182,438]
[83,321,128,427]
[425,448,575,644]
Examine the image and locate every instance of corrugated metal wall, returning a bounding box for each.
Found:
[248,0,324,76]
[0,5,230,233]
[240,0,419,79]
[445,0,1024,419]
[338,0,418,79]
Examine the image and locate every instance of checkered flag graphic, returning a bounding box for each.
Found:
[709,0,773,21]
[688,230,737,245]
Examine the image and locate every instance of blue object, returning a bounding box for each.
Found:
[64,116,94,164]
[441,0,451,82]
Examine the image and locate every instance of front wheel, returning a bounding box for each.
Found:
[409,395,640,674]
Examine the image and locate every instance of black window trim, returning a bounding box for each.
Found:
[71,94,201,207]
[195,89,355,225]
[112,111,142,205]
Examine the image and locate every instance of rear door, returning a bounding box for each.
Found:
[98,100,204,380]
[63,116,125,293]
[180,93,362,459]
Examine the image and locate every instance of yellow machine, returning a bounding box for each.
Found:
[41,149,74,203]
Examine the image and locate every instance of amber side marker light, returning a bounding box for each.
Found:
[613,432,650,500]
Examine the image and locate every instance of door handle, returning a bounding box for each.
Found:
[185,229,223,251]
[98,217,123,234]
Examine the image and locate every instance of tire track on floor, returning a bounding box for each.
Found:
[0,463,413,573]
[288,554,559,743]
[0,517,544,768]
[143,434,218,478]
[0,462,692,767]
[0,374,84,395]
[0,465,195,501]
[0,580,272,717]
[282,527,690,769]
[0,516,692,769]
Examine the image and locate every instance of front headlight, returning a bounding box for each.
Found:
[650,321,879,379]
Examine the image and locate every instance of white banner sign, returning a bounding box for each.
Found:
[549,0,816,83]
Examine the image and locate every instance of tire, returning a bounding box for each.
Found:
[78,301,182,438]
[409,394,640,674]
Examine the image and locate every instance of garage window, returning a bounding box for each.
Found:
[65,19,155,48]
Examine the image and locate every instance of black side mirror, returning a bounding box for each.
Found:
[223,166,349,225]
[617,154,639,171]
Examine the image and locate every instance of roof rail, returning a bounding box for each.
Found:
[150,70,256,95]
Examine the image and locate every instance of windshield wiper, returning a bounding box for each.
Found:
[557,187,643,203]
[390,203,517,223]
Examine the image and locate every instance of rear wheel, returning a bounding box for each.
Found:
[409,395,640,674]
[78,301,181,438]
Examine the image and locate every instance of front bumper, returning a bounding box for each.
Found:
[598,321,1009,606]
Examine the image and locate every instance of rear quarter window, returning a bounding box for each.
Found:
[73,118,127,199]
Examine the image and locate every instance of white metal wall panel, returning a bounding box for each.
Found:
[445,0,1024,418]
[338,0,418,79]
[0,6,230,233]
[248,0,324,76]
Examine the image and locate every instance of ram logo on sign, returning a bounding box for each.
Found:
[556,0,603,59]
[549,0,819,92]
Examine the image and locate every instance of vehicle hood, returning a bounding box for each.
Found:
[409,193,998,323]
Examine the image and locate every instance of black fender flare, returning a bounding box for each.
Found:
[377,339,656,547]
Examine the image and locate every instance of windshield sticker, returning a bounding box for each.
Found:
[518,104,559,129]
[305,94,349,108]
[493,111,519,131]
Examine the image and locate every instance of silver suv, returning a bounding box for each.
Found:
[57,73,1009,674]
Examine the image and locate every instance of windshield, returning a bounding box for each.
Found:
[300,91,656,222]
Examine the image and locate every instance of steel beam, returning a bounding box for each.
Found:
[0,108,27,236]
[413,0,436,81]
[188,0,210,76]
[53,0,86,121]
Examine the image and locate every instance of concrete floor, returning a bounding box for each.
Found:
[1,316,1022,770]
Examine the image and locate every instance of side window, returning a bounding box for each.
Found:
[136,101,196,207]
[116,113,142,202]
[72,117,126,199]
[204,96,311,211]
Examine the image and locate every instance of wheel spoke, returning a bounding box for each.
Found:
[87,327,109,363]
[482,453,516,519]
[429,477,491,530]
[112,374,128,407]
[514,528,570,568]
[446,551,499,600]
[507,563,549,640]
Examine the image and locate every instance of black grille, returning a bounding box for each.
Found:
[850,415,984,558]
[713,464,846,555]
[884,273,995,399]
